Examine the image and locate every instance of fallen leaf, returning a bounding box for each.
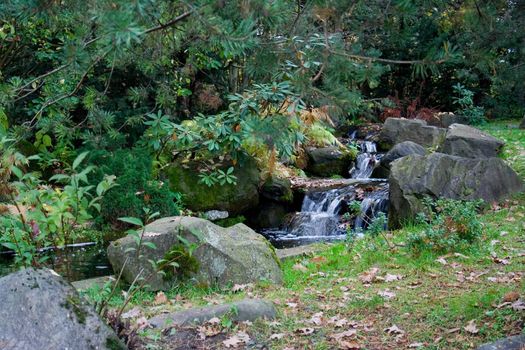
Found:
[384,324,404,335]
[359,267,380,284]
[384,274,402,282]
[154,291,168,305]
[286,302,298,308]
[308,312,324,325]
[295,327,315,335]
[330,329,357,340]
[223,332,250,348]
[207,317,221,325]
[464,320,479,334]
[378,289,396,299]
[135,317,149,331]
[502,291,520,302]
[338,340,361,349]
[436,257,448,265]
[408,342,424,348]
[270,333,285,340]
[511,300,525,310]
[293,263,308,272]
[311,256,327,263]
[232,284,249,293]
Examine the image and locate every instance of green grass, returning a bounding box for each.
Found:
[87,121,525,349]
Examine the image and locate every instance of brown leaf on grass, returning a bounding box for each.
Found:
[492,255,511,265]
[384,324,404,335]
[358,267,380,284]
[378,289,396,299]
[384,273,402,282]
[153,291,168,305]
[293,263,308,273]
[408,342,425,348]
[223,332,250,348]
[502,291,520,302]
[295,327,315,335]
[308,312,324,325]
[311,256,327,263]
[338,340,361,349]
[286,302,298,308]
[270,333,286,340]
[464,320,479,334]
[330,329,357,340]
[511,300,525,310]
[231,284,250,293]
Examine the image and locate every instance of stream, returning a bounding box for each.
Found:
[0,132,388,280]
[261,135,388,248]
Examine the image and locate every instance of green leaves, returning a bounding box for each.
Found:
[118,217,144,227]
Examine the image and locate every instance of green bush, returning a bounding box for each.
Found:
[89,148,182,226]
[407,198,483,254]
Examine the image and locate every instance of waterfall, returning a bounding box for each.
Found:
[354,187,389,232]
[350,141,382,179]
[262,181,389,248]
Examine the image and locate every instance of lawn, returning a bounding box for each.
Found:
[87,121,525,350]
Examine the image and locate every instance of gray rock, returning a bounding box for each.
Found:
[108,216,283,291]
[167,156,260,215]
[71,275,114,291]
[440,123,505,158]
[204,210,229,221]
[372,141,426,178]
[306,146,354,177]
[476,335,525,350]
[0,268,124,350]
[378,118,446,150]
[249,202,290,229]
[149,299,276,328]
[437,112,469,128]
[520,115,525,129]
[261,176,293,203]
[388,153,523,228]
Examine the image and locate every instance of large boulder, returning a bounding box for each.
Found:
[167,157,260,215]
[436,112,469,128]
[305,146,354,177]
[371,141,426,178]
[389,153,523,228]
[108,217,283,291]
[0,268,124,350]
[378,118,446,150]
[261,176,293,203]
[440,123,505,158]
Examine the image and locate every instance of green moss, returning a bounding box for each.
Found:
[215,215,246,227]
[160,243,200,281]
[64,294,87,324]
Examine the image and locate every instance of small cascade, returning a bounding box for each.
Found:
[261,181,389,248]
[350,141,382,179]
[354,187,389,232]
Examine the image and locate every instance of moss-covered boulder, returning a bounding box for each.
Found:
[261,176,293,203]
[167,157,260,215]
[0,268,124,350]
[305,146,354,177]
[378,118,446,150]
[388,153,523,228]
[107,216,283,291]
[371,141,426,178]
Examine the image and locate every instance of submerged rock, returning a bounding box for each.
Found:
[167,157,260,215]
[305,146,354,177]
[0,268,124,350]
[372,141,426,178]
[378,118,446,150]
[107,216,283,291]
[440,123,505,158]
[388,153,523,228]
[149,298,276,328]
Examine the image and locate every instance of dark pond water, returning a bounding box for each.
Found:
[0,243,113,282]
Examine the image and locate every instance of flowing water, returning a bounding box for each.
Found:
[262,136,389,248]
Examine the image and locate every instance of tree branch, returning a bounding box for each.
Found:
[143,9,194,34]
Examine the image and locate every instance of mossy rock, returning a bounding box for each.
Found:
[167,157,260,214]
[107,216,283,291]
[305,146,355,177]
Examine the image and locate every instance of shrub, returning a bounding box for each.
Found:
[407,198,483,254]
[89,148,182,226]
